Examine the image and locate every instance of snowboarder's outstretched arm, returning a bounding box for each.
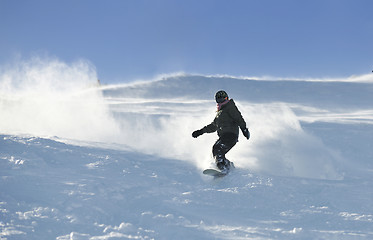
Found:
[192,121,217,138]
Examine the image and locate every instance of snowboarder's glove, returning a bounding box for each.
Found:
[192,129,204,138]
[241,128,250,140]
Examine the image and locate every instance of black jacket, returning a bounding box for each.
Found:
[202,99,247,137]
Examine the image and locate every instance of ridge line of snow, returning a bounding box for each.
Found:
[99,72,373,89]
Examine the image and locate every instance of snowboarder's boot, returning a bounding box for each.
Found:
[216,156,232,173]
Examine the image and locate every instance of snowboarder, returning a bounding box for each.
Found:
[192,90,250,172]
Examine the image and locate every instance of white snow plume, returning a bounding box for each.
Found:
[0,57,120,142]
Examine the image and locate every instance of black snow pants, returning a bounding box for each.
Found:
[212,132,238,170]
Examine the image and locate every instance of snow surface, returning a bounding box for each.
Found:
[1,59,373,239]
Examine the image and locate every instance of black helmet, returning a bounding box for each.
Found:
[215,90,228,103]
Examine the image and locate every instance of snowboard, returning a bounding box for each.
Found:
[203,168,228,177]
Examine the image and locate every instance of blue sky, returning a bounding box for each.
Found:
[1,0,373,83]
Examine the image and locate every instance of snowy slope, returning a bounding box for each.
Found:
[1,59,373,239]
[1,134,372,240]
